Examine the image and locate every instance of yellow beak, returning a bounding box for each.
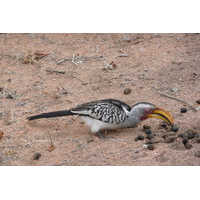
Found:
[147,107,174,126]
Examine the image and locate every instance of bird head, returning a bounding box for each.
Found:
[132,102,174,126]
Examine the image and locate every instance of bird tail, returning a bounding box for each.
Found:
[27,110,76,120]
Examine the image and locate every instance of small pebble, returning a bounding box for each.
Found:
[197,138,200,143]
[145,129,152,135]
[171,88,178,92]
[147,144,154,150]
[187,131,195,139]
[147,134,154,139]
[6,94,14,99]
[143,125,151,130]
[33,153,41,160]
[134,137,138,142]
[196,99,200,104]
[123,88,131,95]
[137,134,144,140]
[87,139,94,143]
[171,126,179,132]
[185,143,192,149]
[182,138,188,145]
[180,108,187,113]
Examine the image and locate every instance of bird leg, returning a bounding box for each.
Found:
[96,132,113,139]
[97,132,106,139]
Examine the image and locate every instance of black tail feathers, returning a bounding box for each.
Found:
[27,110,75,120]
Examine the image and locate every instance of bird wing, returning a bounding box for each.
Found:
[71,99,131,124]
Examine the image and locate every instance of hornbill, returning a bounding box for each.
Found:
[27,99,175,138]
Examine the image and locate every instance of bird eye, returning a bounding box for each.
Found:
[146,109,152,114]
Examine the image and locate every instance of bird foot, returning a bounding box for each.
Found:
[96,132,113,139]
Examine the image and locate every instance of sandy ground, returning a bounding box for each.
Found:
[0,33,200,166]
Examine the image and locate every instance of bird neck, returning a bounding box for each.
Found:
[129,105,145,121]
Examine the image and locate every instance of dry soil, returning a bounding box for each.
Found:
[0,33,200,166]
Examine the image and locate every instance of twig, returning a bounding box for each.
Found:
[56,58,72,65]
[47,132,55,152]
[71,144,86,153]
[122,145,148,157]
[72,116,79,121]
[180,157,190,163]
[99,66,111,73]
[57,55,105,65]
[72,54,78,65]
[32,140,50,143]
[96,45,99,53]
[24,140,49,147]
[46,69,65,74]
[119,54,129,57]
[40,51,56,60]
[157,91,198,111]
[192,74,200,81]
[10,109,14,123]
[47,132,53,146]
[83,54,104,61]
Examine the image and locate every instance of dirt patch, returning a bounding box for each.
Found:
[0,33,200,166]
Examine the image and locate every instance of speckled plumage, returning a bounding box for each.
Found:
[71,99,131,124]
